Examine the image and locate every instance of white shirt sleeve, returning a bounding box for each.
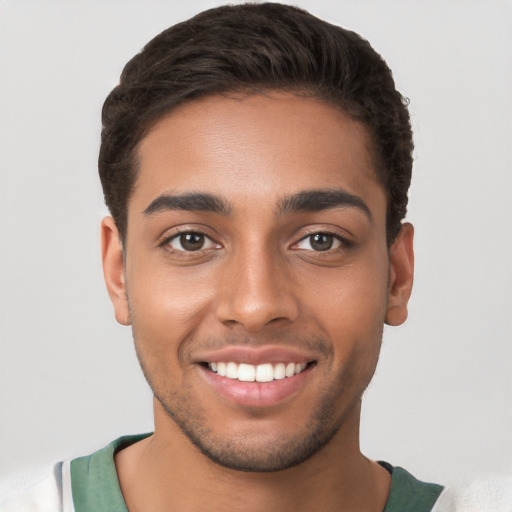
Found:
[432,477,512,512]
[0,461,74,512]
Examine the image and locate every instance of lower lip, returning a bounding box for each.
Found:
[198,365,313,408]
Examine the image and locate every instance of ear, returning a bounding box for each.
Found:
[385,223,414,326]
[101,217,131,326]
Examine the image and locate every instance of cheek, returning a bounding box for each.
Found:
[302,254,389,357]
[307,259,389,319]
[126,262,218,376]
[127,260,217,327]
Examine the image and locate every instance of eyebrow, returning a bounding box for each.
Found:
[143,188,371,220]
[277,189,372,220]
[143,192,232,216]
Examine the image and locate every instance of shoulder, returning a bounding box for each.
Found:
[432,476,512,512]
[381,463,444,511]
[0,461,73,512]
[382,463,512,512]
[0,434,150,512]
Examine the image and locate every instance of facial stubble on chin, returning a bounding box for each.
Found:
[151,376,356,473]
[132,330,382,473]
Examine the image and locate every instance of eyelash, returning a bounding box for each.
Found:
[292,231,353,253]
[158,228,215,252]
[159,228,352,255]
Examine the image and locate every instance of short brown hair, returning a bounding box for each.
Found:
[99,2,413,244]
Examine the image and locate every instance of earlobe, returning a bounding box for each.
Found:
[101,217,131,326]
[385,223,414,326]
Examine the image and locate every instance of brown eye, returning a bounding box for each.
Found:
[309,233,333,251]
[180,233,204,251]
[167,232,219,252]
[295,232,344,252]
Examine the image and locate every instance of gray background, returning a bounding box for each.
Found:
[0,0,511,486]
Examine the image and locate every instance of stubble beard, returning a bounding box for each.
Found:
[127,282,384,473]
[153,377,353,472]
[136,344,378,473]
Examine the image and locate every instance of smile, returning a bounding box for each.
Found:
[207,362,308,382]
[199,356,316,407]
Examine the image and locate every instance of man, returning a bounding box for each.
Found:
[1,3,509,511]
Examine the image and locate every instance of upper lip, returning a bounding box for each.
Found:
[195,346,316,366]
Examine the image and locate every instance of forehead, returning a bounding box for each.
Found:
[132,92,384,217]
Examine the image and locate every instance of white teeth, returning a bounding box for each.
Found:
[274,363,286,380]
[256,363,274,382]
[207,361,309,382]
[217,362,226,377]
[238,363,256,382]
[226,362,238,379]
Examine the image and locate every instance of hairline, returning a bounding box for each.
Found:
[120,86,388,246]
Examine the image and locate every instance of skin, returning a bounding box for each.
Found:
[102,92,414,511]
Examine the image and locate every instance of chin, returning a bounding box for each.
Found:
[153,383,355,473]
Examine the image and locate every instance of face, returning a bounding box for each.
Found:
[102,93,413,472]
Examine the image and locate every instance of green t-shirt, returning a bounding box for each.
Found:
[70,434,443,511]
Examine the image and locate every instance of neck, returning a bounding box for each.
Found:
[115,399,390,512]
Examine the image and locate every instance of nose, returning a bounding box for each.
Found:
[215,244,299,332]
